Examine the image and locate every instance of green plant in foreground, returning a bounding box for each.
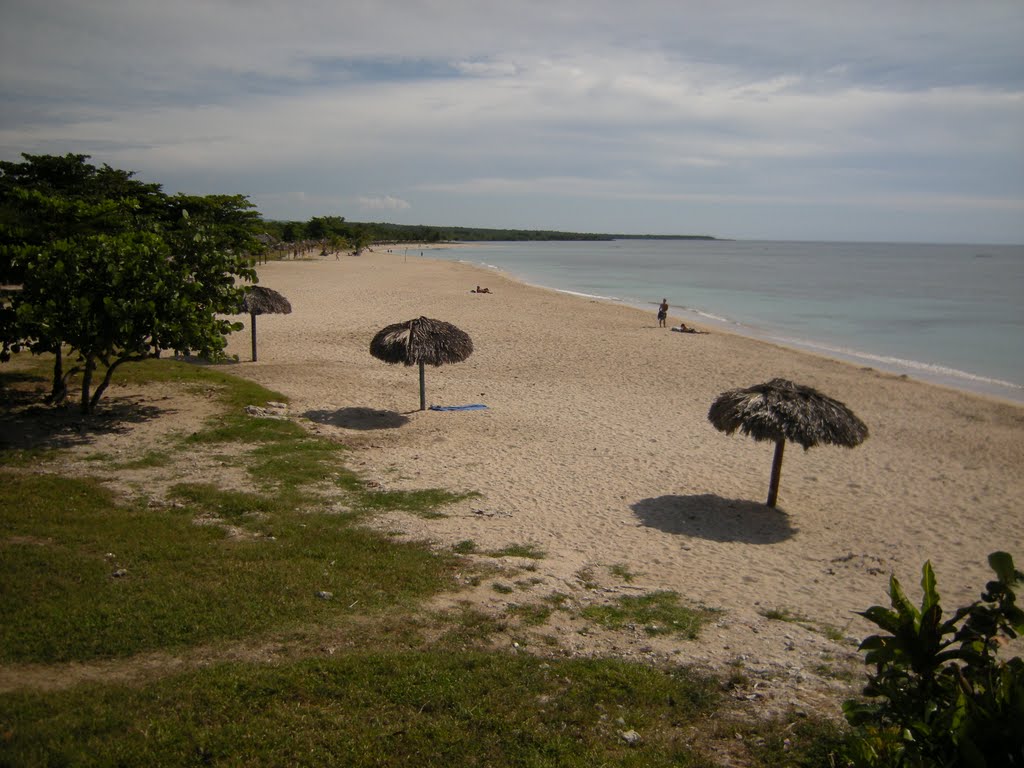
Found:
[844,551,1024,767]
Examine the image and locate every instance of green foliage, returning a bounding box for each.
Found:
[260,218,719,247]
[0,154,258,413]
[304,215,347,240]
[844,552,1024,767]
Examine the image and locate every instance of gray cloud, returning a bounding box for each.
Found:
[1,0,1021,242]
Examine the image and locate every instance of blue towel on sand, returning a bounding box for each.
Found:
[428,404,489,411]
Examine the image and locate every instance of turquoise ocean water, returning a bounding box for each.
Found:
[435,239,1024,403]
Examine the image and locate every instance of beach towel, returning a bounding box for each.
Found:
[428,404,489,411]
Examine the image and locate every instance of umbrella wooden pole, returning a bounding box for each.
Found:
[250,313,258,362]
[766,439,785,508]
[418,360,426,411]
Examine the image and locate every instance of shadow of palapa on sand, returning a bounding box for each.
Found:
[631,494,797,544]
[304,407,410,431]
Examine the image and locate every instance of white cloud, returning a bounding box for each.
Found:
[357,195,411,212]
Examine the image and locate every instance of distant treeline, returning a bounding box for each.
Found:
[260,217,716,244]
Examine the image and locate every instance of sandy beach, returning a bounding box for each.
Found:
[215,247,1023,703]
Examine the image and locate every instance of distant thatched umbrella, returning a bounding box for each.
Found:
[708,378,868,508]
[370,316,473,411]
[240,285,292,362]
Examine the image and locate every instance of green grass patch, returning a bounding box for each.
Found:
[353,487,478,518]
[610,563,638,583]
[0,652,721,767]
[515,577,545,590]
[581,592,717,639]
[168,482,303,521]
[486,543,546,559]
[113,358,288,413]
[0,471,458,664]
[81,451,114,462]
[247,438,347,490]
[435,605,508,647]
[507,602,553,626]
[543,592,573,610]
[728,711,852,767]
[0,355,51,381]
[186,413,308,445]
[576,566,599,589]
[0,446,60,467]
[816,623,849,643]
[111,450,173,469]
[453,540,477,554]
[758,607,808,623]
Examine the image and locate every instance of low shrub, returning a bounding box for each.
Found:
[844,551,1024,767]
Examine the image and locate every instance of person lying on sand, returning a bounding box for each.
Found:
[672,323,707,334]
[472,286,492,293]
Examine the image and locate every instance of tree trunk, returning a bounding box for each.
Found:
[250,313,258,361]
[50,346,66,404]
[90,355,133,413]
[80,356,95,415]
[766,439,785,508]
[418,360,426,411]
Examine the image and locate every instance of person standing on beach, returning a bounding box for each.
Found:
[657,299,669,327]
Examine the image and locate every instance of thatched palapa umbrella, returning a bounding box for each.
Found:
[708,378,868,508]
[240,285,292,361]
[370,316,473,411]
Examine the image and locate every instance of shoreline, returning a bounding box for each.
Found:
[216,248,1023,703]
[441,242,1024,406]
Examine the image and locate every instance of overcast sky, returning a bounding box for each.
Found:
[2,1,1022,243]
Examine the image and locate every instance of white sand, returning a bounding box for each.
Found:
[218,248,1024,701]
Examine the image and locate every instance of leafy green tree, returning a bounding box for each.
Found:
[1,154,257,413]
[1,154,166,399]
[164,194,264,256]
[280,221,303,242]
[305,215,346,240]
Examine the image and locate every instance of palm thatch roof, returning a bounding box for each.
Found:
[708,378,867,450]
[369,316,473,367]
[707,378,868,508]
[240,285,292,316]
[239,286,291,362]
[370,316,474,411]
